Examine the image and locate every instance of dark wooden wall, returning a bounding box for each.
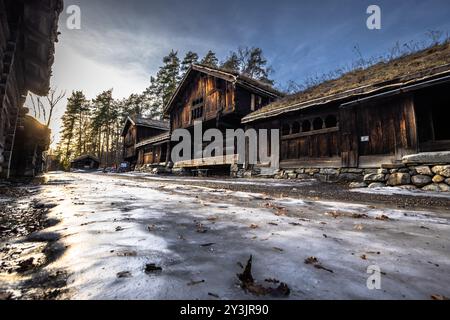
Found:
[171,73,234,130]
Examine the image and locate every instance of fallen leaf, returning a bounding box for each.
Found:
[187,280,205,286]
[250,224,259,229]
[145,264,162,273]
[237,256,290,297]
[431,294,449,300]
[352,213,369,219]
[304,256,333,273]
[200,243,215,247]
[273,247,284,252]
[208,292,220,298]
[360,254,367,260]
[115,226,124,232]
[268,222,278,226]
[117,271,132,278]
[376,215,390,221]
[354,224,364,230]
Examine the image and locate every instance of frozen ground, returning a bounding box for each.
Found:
[1,172,450,300]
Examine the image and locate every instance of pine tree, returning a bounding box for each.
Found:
[221,52,240,72]
[200,50,218,67]
[142,75,163,119]
[157,50,180,106]
[92,89,115,166]
[58,91,88,168]
[180,51,199,77]
[225,47,274,85]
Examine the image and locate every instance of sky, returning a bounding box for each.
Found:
[41,0,450,145]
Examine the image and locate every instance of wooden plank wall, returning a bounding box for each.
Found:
[171,73,234,130]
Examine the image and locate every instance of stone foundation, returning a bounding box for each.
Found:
[244,152,450,193]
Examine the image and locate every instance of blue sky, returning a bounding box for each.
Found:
[47,0,450,143]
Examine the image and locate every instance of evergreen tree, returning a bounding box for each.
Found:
[157,50,180,106]
[92,89,115,166]
[200,50,218,67]
[142,75,164,119]
[180,51,199,76]
[225,47,274,85]
[221,52,240,72]
[58,91,89,168]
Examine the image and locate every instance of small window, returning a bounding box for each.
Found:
[313,117,324,130]
[325,115,338,128]
[302,120,311,132]
[282,123,291,136]
[292,121,300,134]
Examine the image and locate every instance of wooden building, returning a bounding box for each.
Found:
[70,155,100,171]
[242,43,450,173]
[135,132,171,169]
[9,115,50,176]
[163,64,282,172]
[121,116,169,169]
[0,0,62,178]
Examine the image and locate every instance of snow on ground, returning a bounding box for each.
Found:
[22,172,450,299]
[351,186,450,199]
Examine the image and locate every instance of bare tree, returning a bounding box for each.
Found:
[45,88,66,127]
[28,88,66,127]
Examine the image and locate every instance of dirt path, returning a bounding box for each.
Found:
[1,172,449,300]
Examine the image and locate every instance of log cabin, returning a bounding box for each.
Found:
[242,43,450,179]
[121,116,169,169]
[163,64,282,174]
[0,0,62,178]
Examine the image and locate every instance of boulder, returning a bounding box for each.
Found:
[431,165,450,178]
[338,173,363,182]
[414,166,433,176]
[320,168,339,175]
[422,184,441,192]
[287,173,298,179]
[297,174,312,180]
[446,178,450,185]
[411,175,432,187]
[432,175,445,183]
[349,182,368,189]
[438,183,450,192]
[387,173,410,186]
[368,182,386,189]
[402,151,450,164]
[377,169,388,174]
[364,173,386,182]
[305,168,320,175]
[295,168,305,174]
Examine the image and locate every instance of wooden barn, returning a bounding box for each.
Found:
[163,64,282,173]
[0,0,62,178]
[70,155,100,171]
[121,116,169,169]
[242,43,450,175]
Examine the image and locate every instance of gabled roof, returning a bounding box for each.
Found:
[242,43,450,123]
[121,116,169,136]
[71,155,100,163]
[135,132,171,148]
[163,64,284,115]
